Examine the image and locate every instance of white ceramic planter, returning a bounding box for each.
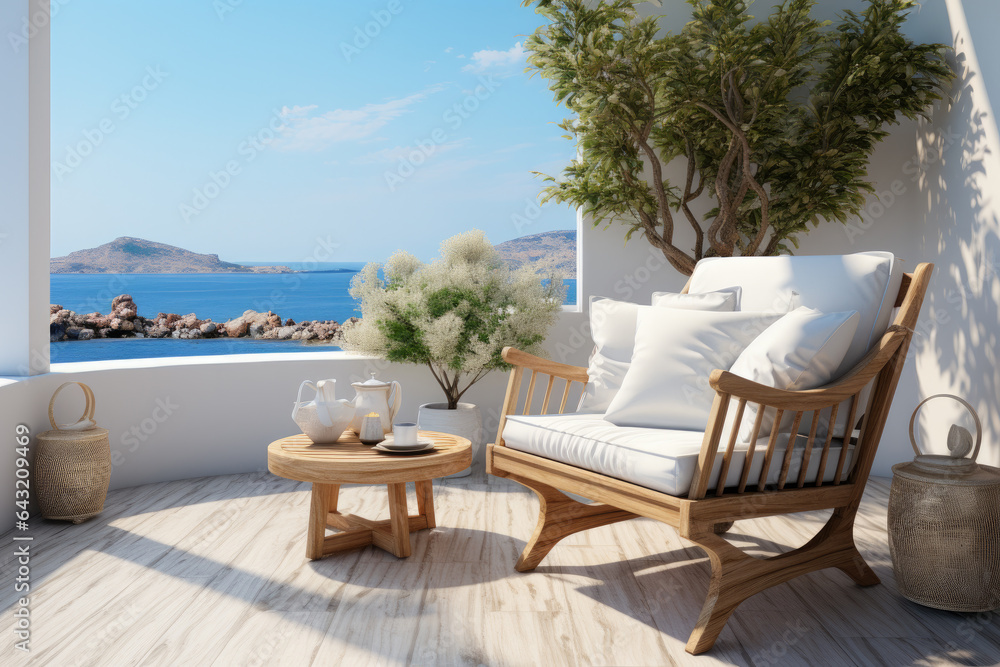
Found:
[417,402,482,478]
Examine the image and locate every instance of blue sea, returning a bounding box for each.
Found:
[50,264,578,363]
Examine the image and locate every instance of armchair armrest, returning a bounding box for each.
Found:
[492,348,590,450]
[502,347,590,384]
[708,324,910,412]
[689,324,912,500]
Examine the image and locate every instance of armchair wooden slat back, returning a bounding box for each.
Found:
[494,347,589,447]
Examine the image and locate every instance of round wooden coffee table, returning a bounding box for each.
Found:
[267,430,471,560]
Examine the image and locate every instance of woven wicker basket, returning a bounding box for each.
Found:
[35,382,111,523]
[888,394,1000,612]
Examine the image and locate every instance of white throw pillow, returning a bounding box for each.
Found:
[687,251,904,437]
[578,292,741,413]
[603,308,783,430]
[651,287,741,311]
[724,307,860,443]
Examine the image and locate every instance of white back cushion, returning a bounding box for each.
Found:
[651,287,740,310]
[688,252,903,377]
[578,292,738,413]
[726,307,860,442]
[689,252,904,437]
[603,307,782,429]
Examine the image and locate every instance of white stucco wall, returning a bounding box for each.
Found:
[0,0,49,378]
[1,0,998,534]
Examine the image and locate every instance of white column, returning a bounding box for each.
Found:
[0,0,49,376]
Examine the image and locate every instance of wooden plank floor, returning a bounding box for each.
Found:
[1,473,997,666]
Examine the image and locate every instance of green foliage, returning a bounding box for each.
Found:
[341,231,564,409]
[523,0,954,274]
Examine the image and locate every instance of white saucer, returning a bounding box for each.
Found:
[380,436,434,450]
[373,442,436,455]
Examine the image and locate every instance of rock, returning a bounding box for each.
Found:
[223,315,249,337]
[265,325,297,340]
[110,317,134,332]
[109,295,139,322]
[84,313,111,329]
[111,294,135,313]
[51,309,73,325]
[177,313,201,329]
[222,310,280,338]
[48,298,348,345]
[147,324,170,338]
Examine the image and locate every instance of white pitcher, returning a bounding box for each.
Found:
[349,373,402,434]
[292,379,356,444]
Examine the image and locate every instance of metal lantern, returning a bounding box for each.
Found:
[888,394,1000,612]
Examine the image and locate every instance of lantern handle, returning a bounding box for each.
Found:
[909,394,982,461]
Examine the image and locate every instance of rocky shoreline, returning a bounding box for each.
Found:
[50,294,354,343]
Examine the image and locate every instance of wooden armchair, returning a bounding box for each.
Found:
[487,263,932,654]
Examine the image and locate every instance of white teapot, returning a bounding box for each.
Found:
[349,373,402,434]
[292,379,356,444]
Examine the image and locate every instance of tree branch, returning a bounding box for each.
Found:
[695,100,770,257]
[632,75,677,245]
[426,362,452,404]
[619,166,697,274]
[682,137,705,260]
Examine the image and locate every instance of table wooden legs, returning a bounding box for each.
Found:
[307,484,339,560]
[386,482,411,557]
[305,480,436,560]
[416,479,435,529]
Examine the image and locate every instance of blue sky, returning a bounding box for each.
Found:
[51,1,576,262]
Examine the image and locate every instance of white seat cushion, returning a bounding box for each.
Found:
[503,413,854,497]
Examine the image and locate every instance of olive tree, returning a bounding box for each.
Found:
[524,0,954,274]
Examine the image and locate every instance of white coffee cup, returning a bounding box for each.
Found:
[393,422,418,445]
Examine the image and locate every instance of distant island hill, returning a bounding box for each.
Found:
[50,231,577,278]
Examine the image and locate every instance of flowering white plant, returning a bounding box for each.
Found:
[342,230,564,409]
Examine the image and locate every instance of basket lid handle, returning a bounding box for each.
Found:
[909,393,982,461]
[48,382,98,431]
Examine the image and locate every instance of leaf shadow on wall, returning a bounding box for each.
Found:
[912,45,1000,465]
